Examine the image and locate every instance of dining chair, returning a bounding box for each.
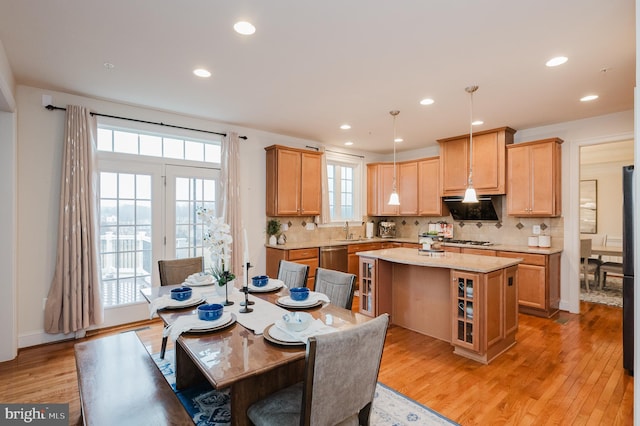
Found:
[599,235,623,289]
[157,256,203,358]
[247,313,390,426]
[313,267,356,310]
[277,260,309,288]
[580,239,601,292]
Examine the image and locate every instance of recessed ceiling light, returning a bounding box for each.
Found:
[394,138,403,143]
[344,141,354,146]
[580,94,599,102]
[234,21,256,35]
[103,62,115,70]
[546,56,568,67]
[193,68,211,78]
[472,120,484,126]
[340,124,351,130]
[420,98,435,106]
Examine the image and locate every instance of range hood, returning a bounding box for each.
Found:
[443,196,502,221]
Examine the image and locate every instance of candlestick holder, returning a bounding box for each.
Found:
[239,261,254,313]
[223,280,234,306]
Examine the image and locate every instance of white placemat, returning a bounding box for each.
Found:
[221,292,290,335]
[272,318,335,343]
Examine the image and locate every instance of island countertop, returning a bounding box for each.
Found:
[356,247,522,273]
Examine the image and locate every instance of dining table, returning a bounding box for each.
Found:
[591,245,623,259]
[141,280,371,426]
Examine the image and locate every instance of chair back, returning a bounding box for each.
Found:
[313,268,356,310]
[158,257,203,286]
[277,260,309,288]
[301,314,389,426]
[580,239,593,259]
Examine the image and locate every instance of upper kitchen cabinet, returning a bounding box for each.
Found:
[506,138,562,217]
[265,145,323,216]
[418,157,443,216]
[367,163,398,216]
[438,127,516,197]
[367,158,442,216]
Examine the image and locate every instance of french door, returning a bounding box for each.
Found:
[97,161,219,326]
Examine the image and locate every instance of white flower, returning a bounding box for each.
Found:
[197,207,233,269]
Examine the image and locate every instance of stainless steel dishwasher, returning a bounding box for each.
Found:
[319,245,348,272]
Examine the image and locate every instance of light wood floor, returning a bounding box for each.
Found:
[0,300,633,425]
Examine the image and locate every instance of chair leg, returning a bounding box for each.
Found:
[160,336,168,359]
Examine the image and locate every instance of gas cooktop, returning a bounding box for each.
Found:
[445,239,494,247]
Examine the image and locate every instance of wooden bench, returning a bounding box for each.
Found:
[74,331,193,426]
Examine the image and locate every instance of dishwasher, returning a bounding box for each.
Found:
[319,245,348,272]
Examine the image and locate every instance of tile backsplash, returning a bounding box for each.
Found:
[266,202,564,248]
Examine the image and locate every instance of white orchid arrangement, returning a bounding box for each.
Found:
[197,207,235,287]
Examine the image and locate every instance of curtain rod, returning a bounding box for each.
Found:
[45,104,248,140]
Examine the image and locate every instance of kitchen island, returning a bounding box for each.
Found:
[357,247,522,364]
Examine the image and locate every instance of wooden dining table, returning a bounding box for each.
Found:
[141,284,371,426]
[591,245,623,258]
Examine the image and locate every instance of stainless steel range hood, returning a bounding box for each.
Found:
[443,196,502,221]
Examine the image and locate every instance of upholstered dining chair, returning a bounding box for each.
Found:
[247,313,390,426]
[313,267,356,310]
[599,235,623,289]
[157,256,203,358]
[277,260,309,288]
[580,239,601,292]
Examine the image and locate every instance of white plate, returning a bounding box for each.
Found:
[263,324,305,346]
[249,278,284,293]
[184,274,215,286]
[276,295,322,309]
[162,297,206,309]
[187,312,235,331]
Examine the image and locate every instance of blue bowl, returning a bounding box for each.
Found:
[197,303,223,321]
[289,287,310,301]
[252,275,269,287]
[170,287,192,301]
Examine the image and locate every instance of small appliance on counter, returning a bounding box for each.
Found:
[378,221,396,238]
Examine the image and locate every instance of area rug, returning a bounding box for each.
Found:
[152,351,458,426]
[580,276,623,307]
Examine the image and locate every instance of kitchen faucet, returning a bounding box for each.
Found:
[344,221,350,240]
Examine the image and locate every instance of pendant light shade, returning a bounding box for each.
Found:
[462,85,479,203]
[388,110,400,206]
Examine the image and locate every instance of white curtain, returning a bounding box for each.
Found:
[44,105,103,334]
[220,132,244,278]
[319,147,331,224]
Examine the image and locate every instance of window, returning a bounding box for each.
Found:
[96,124,221,307]
[325,152,363,222]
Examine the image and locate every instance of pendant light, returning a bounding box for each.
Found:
[388,110,400,206]
[462,85,479,203]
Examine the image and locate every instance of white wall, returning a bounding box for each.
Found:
[0,39,17,362]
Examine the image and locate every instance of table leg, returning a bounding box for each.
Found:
[175,339,207,390]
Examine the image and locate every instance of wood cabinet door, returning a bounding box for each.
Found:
[398,161,418,215]
[440,137,469,194]
[516,263,546,310]
[366,164,379,216]
[275,149,301,215]
[506,144,531,215]
[529,142,555,215]
[418,158,442,216]
[377,163,399,216]
[472,132,501,192]
[300,152,322,215]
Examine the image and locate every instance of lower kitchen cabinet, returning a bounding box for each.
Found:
[497,251,560,318]
[266,247,319,290]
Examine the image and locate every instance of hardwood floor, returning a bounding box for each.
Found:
[0,301,633,425]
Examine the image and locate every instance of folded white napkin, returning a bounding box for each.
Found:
[248,278,284,292]
[163,312,233,341]
[185,273,214,285]
[273,318,335,343]
[279,291,331,306]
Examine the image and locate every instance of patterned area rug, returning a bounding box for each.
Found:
[152,351,458,426]
[580,276,623,307]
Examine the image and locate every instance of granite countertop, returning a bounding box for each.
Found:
[355,247,522,273]
[265,237,563,255]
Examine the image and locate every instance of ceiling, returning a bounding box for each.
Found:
[0,1,634,154]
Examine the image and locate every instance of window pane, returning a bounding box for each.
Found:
[100,172,118,199]
[164,138,184,159]
[113,131,139,154]
[176,201,190,224]
[136,175,151,200]
[175,177,190,200]
[136,200,151,225]
[119,174,135,199]
[100,200,117,226]
[203,180,216,201]
[139,134,162,157]
[185,141,204,162]
[97,128,113,151]
[205,144,221,163]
